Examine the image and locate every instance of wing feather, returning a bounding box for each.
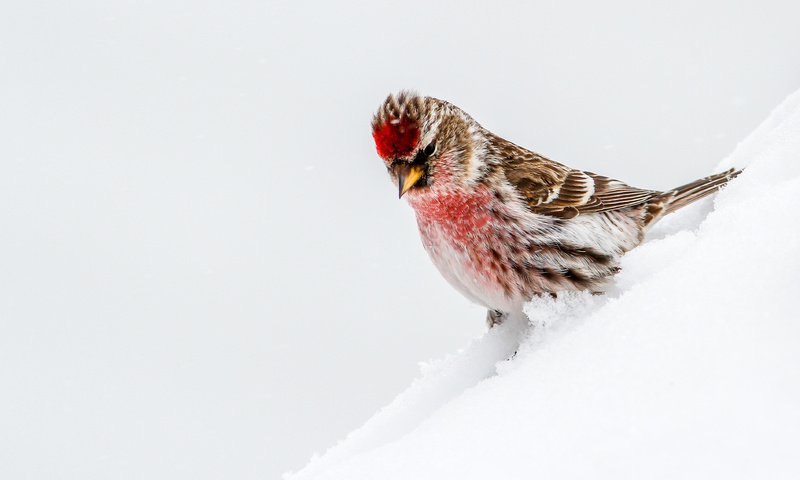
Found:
[501,155,659,218]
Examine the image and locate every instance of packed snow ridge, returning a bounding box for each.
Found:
[287,89,800,480]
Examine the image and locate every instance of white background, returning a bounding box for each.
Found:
[1,1,799,479]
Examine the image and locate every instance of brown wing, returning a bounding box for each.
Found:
[500,149,659,219]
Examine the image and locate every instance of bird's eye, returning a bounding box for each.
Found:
[423,143,436,156]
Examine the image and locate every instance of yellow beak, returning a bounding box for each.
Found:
[396,164,425,198]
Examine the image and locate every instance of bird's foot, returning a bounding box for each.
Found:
[485,309,507,328]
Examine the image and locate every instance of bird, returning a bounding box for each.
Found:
[371,91,741,327]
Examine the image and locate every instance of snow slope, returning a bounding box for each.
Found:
[287,89,800,479]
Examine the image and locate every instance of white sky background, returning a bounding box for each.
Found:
[1,1,799,479]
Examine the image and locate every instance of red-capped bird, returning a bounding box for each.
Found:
[372,91,740,326]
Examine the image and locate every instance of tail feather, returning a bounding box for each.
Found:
[661,168,742,215]
[642,168,742,227]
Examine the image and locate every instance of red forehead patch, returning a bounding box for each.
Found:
[372,117,420,159]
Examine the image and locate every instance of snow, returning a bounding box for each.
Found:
[287,88,800,479]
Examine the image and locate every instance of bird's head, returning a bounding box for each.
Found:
[371,91,483,198]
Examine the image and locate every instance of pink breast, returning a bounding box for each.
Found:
[407,187,514,307]
[408,188,492,244]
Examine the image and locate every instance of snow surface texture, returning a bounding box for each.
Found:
[287,89,800,479]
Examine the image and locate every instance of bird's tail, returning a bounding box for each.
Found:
[643,168,742,227]
[662,168,742,215]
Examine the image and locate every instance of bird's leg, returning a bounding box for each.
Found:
[485,309,508,328]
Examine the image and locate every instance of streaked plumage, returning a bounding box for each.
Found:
[372,91,740,325]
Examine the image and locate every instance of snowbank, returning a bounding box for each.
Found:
[286,88,800,479]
